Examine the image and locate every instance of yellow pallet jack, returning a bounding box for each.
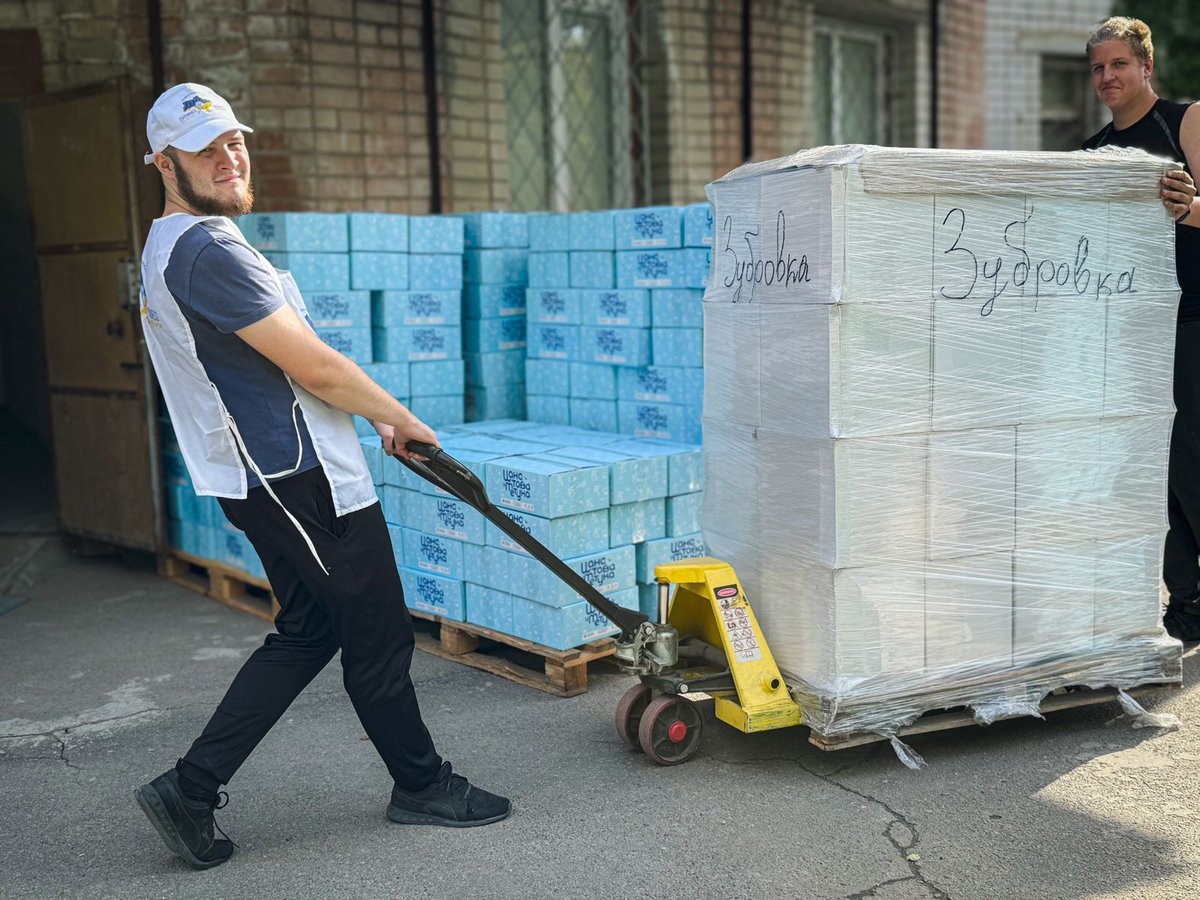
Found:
[402,442,801,765]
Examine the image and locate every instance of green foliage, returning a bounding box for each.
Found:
[1120,0,1200,99]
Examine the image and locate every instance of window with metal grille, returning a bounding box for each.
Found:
[813,24,887,146]
[500,0,649,211]
[1040,55,1092,151]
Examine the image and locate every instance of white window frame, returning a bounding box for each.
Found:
[813,21,888,146]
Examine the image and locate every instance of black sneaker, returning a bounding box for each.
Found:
[387,761,512,828]
[135,770,235,869]
[1164,601,1200,643]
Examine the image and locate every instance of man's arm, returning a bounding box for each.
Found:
[1163,102,1200,228]
[236,304,437,458]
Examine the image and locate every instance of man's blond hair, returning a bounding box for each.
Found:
[1086,16,1154,65]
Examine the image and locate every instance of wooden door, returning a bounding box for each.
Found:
[23,78,163,551]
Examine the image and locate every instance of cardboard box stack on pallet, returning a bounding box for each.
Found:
[364,418,703,650]
[461,212,529,422]
[525,205,712,443]
[702,145,1183,741]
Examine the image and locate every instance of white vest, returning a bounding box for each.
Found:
[140,213,377,520]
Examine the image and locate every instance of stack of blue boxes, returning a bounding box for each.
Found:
[525,204,712,443]
[237,211,467,432]
[382,418,705,651]
[461,212,529,422]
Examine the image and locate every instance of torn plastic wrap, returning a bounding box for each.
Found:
[701,145,1184,743]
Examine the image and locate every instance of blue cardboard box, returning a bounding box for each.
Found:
[359,437,384,486]
[527,324,579,360]
[527,288,580,324]
[651,328,704,367]
[350,252,408,290]
[618,366,703,407]
[614,207,683,250]
[580,289,651,328]
[363,361,410,397]
[464,284,526,318]
[465,584,514,635]
[485,506,610,560]
[568,211,615,250]
[606,438,703,495]
[510,545,636,607]
[636,533,706,582]
[372,326,461,362]
[466,350,525,387]
[666,492,703,536]
[528,213,570,251]
[262,252,350,292]
[316,327,372,364]
[610,498,667,546]
[410,359,466,396]
[401,528,465,579]
[462,543,511,591]
[410,216,464,254]
[420,493,486,544]
[569,397,618,433]
[569,251,616,289]
[638,583,661,621]
[373,290,461,328]
[579,326,652,367]
[399,567,465,621]
[443,434,561,456]
[463,316,527,353]
[464,249,529,285]
[381,485,421,524]
[683,247,711,288]
[683,203,714,248]
[484,455,609,518]
[527,394,571,425]
[408,254,464,290]
[463,212,528,249]
[509,595,621,649]
[355,415,379,439]
[525,359,570,396]
[542,445,668,504]
[407,394,464,427]
[617,401,702,444]
[650,288,704,328]
[349,212,408,252]
[240,213,348,252]
[528,252,570,287]
[568,362,616,400]
[466,383,526,422]
[305,291,371,329]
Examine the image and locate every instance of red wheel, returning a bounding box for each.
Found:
[615,683,653,749]
[637,695,704,765]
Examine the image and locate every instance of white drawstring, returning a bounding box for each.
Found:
[225,410,330,576]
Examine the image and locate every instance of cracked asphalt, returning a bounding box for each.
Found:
[2,532,1199,900]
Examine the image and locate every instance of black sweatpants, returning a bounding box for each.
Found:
[180,466,442,792]
[1165,319,1200,605]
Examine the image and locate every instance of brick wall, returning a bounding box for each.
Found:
[937,0,986,149]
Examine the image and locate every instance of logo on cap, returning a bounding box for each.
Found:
[181,94,213,115]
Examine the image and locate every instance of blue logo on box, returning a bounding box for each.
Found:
[580,556,616,587]
[599,294,627,318]
[597,330,623,355]
[639,369,668,394]
[411,294,440,317]
[417,576,445,605]
[542,291,565,315]
[634,212,665,239]
[256,219,276,241]
[436,501,465,529]
[414,329,445,353]
[420,535,448,565]
[324,333,352,353]
[584,604,608,628]
[637,254,669,279]
[670,538,705,560]
[502,318,525,341]
[502,470,531,502]
[637,405,668,431]
[541,328,565,352]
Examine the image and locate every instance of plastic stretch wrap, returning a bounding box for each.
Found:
[702,145,1184,739]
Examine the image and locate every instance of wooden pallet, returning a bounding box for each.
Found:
[408,609,616,697]
[807,682,1180,752]
[158,550,279,623]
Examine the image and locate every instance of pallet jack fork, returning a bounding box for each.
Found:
[400,442,801,765]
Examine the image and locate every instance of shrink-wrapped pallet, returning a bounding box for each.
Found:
[702,145,1182,740]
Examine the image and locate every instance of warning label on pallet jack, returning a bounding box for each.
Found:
[721,606,762,662]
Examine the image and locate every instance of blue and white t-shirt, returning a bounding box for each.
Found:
[165,222,320,489]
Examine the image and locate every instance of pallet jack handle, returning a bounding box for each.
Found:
[399,441,650,641]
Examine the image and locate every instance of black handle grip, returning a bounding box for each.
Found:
[395,440,648,640]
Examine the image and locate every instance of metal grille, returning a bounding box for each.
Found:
[500,0,651,211]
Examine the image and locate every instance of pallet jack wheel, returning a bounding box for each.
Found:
[637,695,703,766]
[615,683,654,749]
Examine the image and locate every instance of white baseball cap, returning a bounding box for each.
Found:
[143,83,253,165]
